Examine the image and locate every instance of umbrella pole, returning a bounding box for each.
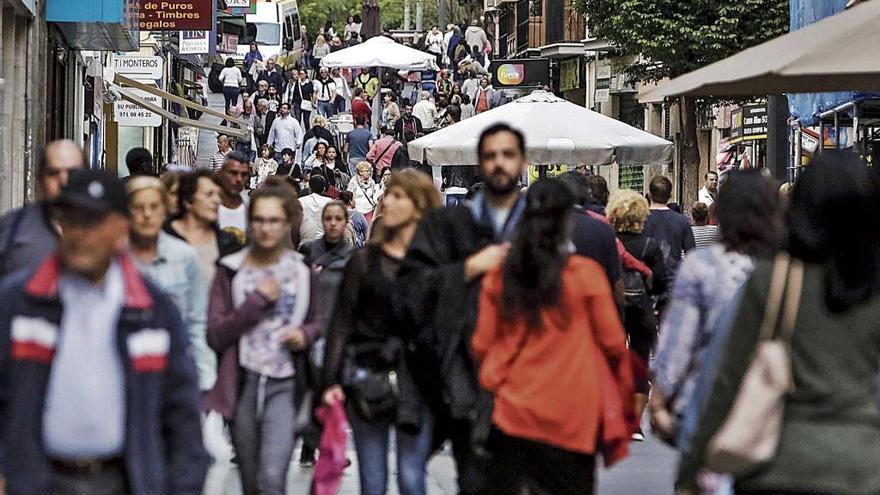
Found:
[372,67,384,137]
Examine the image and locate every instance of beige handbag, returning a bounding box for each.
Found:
[705,253,804,475]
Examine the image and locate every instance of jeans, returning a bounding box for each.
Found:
[232,372,297,495]
[223,86,240,112]
[347,403,434,495]
[317,100,336,118]
[48,463,127,495]
[487,428,595,495]
[334,95,347,114]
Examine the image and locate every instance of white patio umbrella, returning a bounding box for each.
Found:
[408,90,673,166]
[320,36,438,71]
[320,36,437,134]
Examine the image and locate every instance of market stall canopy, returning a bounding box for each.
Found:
[641,0,880,99]
[320,36,438,71]
[408,90,673,166]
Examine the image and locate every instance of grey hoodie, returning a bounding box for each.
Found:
[464,25,489,52]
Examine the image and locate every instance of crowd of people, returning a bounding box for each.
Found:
[3,124,880,495]
[213,18,498,191]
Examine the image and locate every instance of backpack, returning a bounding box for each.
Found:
[623,238,654,314]
[390,144,410,170]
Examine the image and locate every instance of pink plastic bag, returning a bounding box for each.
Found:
[310,400,350,495]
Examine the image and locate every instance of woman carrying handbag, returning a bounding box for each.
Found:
[677,152,880,495]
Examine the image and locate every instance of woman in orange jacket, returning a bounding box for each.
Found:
[472,179,630,495]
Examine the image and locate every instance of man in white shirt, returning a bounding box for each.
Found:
[412,91,438,129]
[298,175,333,244]
[267,102,304,163]
[698,170,718,207]
[216,152,251,240]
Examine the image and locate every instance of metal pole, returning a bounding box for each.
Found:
[853,102,860,154]
[818,119,824,155]
[794,127,802,183]
[834,111,840,149]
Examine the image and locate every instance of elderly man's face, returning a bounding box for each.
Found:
[258,81,268,92]
[267,58,276,69]
[41,140,85,200]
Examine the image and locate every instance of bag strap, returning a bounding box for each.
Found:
[373,139,395,165]
[759,253,792,341]
[779,259,804,342]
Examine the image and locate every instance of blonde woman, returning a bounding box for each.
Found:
[312,35,330,71]
[347,161,380,214]
[606,189,670,440]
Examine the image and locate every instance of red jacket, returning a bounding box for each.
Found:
[351,98,372,125]
[473,256,630,455]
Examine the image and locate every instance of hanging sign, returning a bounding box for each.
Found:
[113,56,164,80]
[114,89,163,127]
[180,30,211,54]
[139,0,213,31]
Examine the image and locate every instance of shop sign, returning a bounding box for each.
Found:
[489,58,550,88]
[801,128,820,154]
[730,103,768,143]
[559,58,581,93]
[595,64,611,103]
[114,89,162,127]
[223,0,256,15]
[139,0,213,31]
[113,56,164,80]
[180,30,210,54]
[527,164,570,184]
[218,32,239,54]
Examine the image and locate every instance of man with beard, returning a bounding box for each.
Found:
[398,123,527,495]
[394,101,423,143]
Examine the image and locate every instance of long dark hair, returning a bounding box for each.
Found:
[787,152,880,312]
[502,179,574,328]
[715,170,783,258]
[325,145,349,175]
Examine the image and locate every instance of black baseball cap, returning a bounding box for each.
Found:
[52,169,127,217]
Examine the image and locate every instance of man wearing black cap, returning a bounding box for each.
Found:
[0,170,209,495]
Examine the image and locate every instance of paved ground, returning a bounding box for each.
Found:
[215,417,677,494]
[195,88,227,169]
[198,83,679,495]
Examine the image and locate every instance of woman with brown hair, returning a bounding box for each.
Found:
[206,186,312,495]
[321,169,441,495]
